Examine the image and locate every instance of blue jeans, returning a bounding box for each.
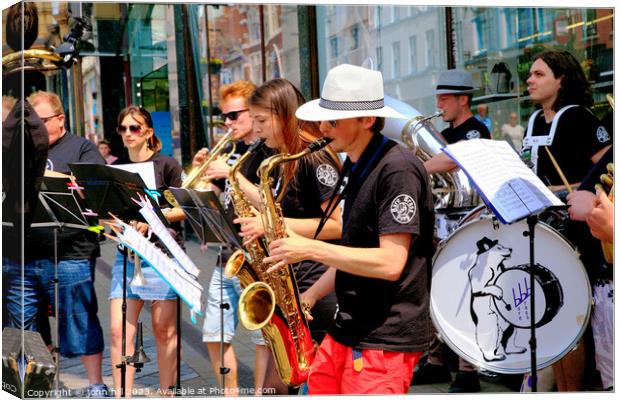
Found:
[2,258,104,358]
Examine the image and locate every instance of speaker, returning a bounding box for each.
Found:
[2,327,56,398]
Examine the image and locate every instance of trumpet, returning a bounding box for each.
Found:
[129,251,147,288]
[164,129,236,207]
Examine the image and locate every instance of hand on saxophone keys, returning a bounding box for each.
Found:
[234,214,266,245]
[263,230,314,274]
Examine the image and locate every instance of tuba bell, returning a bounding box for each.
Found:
[383,96,479,210]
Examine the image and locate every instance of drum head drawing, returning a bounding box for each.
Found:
[430,216,591,374]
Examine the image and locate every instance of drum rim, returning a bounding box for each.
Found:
[430,212,593,374]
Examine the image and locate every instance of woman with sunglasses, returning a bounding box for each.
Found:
[109,105,186,397]
[230,78,342,393]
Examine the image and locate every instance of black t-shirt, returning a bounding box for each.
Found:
[216,141,274,259]
[329,134,435,352]
[24,132,105,262]
[136,152,185,249]
[276,150,340,288]
[222,141,274,222]
[527,106,611,186]
[441,116,491,144]
[212,141,251,194]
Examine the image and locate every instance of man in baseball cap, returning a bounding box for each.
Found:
[264,64,435,394]
[413,69,490,392]
[423,69,491,176]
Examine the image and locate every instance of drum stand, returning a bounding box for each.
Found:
[524,215,539,392]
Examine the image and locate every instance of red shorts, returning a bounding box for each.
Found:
[307,334,422,395]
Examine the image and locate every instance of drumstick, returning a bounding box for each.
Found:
[544,147,572,193]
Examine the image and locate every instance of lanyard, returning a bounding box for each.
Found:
[313,135,393,239]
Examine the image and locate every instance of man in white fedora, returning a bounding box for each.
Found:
[424,69,491,175]
[263,64,435,394]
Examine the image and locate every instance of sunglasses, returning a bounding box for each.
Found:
[220,109,248,121]
[117,124,143,134]
[40,113,61,123]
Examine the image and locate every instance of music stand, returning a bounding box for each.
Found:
[27,176,97,397]
[68,163,163,397]
[168,188,243,390]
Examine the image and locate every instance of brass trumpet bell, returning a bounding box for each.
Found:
[238,282,276,331]
[129,252,147,288]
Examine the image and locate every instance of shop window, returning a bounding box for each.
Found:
[330,35,339,59]
[392,41,400,79]
[425,29,435,68]
[409,35,418,74]
[350,24,360,50]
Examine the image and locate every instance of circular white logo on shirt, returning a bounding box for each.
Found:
[466,130,481,140]
[390,194,417,224]
[596,126,610,143]
[316,164,338,187]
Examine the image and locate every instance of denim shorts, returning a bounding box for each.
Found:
[2,257,104,358]
[109,251,177,301]
[202,266,265,345]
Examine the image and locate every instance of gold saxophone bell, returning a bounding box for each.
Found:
[129,251,147,288]
[224,249,247,280]
[164,129,237,208]
[238,282,276,331]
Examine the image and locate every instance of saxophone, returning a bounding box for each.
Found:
[235,137,332,387]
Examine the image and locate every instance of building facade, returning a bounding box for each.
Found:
[2,2,614,165]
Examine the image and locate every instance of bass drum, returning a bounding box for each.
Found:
[430,207,591,374]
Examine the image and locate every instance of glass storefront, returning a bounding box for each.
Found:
[314,5,614,140]
[2,2,614,163]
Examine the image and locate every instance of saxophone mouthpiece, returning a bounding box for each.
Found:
[307,137,334,153]
[249,138,266,152]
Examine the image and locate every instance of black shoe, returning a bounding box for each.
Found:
[411,362,452,385]
[448,371,480,393]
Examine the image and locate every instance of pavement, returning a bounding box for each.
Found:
[50,236,517,397]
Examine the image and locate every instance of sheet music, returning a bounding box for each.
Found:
[134,194,201,278]
[443,139,562,223]
[112,219,203,322]
[112,162,157,189]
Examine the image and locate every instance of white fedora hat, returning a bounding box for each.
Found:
[434,69,476,95]
[296,64,407,121]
